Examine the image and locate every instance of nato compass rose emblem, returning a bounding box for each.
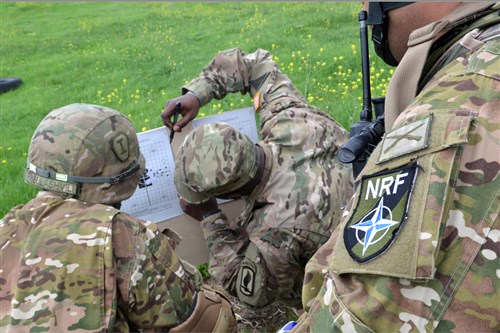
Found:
[344,162,418,262]
[350,196,399,256]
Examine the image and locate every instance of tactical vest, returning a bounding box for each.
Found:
[384,2,500,130]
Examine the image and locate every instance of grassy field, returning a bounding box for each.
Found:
[0,2,393,216]
[1,2,393,331]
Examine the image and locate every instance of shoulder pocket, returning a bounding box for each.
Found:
[332,109,477,280]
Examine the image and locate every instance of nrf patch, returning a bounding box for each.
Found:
[344,162,418,263]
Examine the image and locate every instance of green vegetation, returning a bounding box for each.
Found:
[0,2,393,216]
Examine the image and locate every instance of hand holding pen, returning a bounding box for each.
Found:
[169,101,181,143]
[161,91,202,139]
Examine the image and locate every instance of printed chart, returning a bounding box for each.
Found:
[121,127,183,222]
[121,107,258,223]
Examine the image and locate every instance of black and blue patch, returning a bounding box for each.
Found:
[344,162,418,263]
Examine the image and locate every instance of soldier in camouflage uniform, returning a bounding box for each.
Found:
[0,103,236,332]
[161,48,354,308]
[289,2,500,332]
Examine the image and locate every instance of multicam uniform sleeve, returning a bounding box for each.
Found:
[182,46,314,123]
[182,47,277,106]
[201,209,308,307]
[112,212,196,330]
[198,210,248,291]
[182,47,346,146]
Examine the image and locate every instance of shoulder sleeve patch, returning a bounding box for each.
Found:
[344,162,419,263]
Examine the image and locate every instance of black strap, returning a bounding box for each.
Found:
[28,160,141,185]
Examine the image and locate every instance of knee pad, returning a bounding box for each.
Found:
[170,284,237,332]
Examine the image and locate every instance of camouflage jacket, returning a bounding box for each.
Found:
[292,16,500,333]
[0,191,196,332]
[184,48,353,306]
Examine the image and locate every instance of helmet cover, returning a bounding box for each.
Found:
[25,103,145,205]
[174,122,258,204]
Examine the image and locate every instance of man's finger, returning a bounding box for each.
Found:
[172,114,194,131]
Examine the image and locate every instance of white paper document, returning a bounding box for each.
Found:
[120,126,183,222]
[121,107,258,223]
[191,107,259,142]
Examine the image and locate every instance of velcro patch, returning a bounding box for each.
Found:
[344,162,418,263]
[377,115,431,163]
[111,132,130,162]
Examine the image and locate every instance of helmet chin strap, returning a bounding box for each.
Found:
[371,15,400,66]
[367,2,414,66]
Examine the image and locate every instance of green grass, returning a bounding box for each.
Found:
[0,2,393,216]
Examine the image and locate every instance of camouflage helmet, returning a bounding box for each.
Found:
[174,122,258,204]
[24,103,145,205]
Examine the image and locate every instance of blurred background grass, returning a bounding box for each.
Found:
[0,2,393,216]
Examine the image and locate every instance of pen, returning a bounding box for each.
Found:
[169,101,181,143]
